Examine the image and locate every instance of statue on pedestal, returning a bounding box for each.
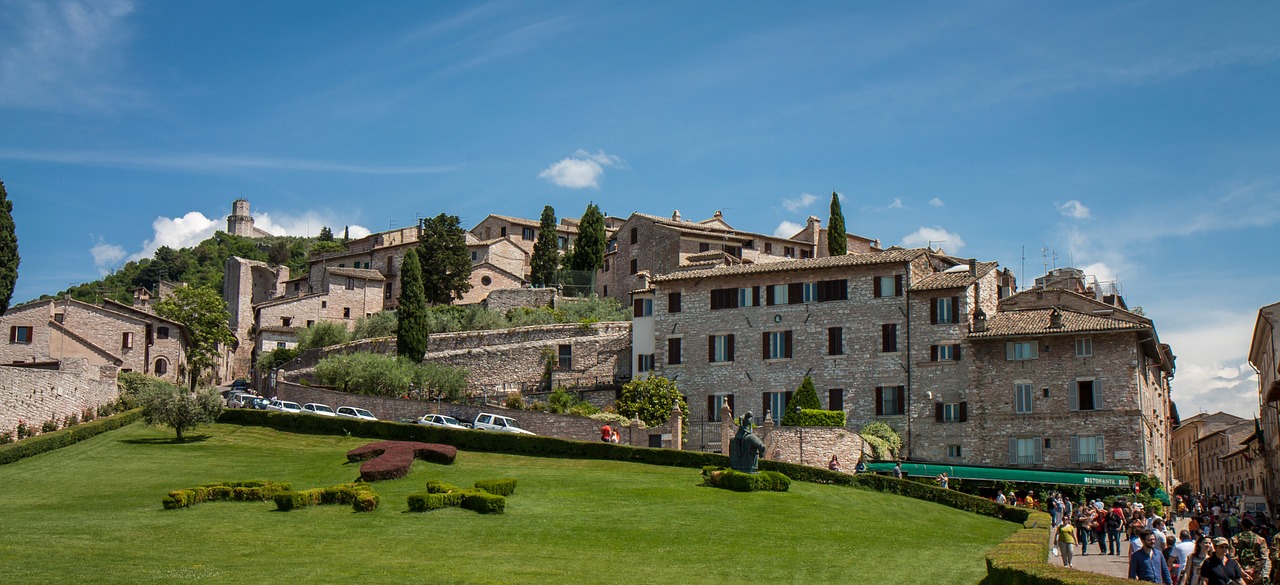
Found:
[729,412,767,473]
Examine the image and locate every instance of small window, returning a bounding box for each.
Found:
[881,323,898,353]
[281,317,292,327]
[827,327,843,356]
[603,260,610,273]
[1076,338,1093,357]
[1015,383,1034,414]
[522,227,535,241]
[53,312,64,323]
[667,337,682,365]
[636,353,655,372]
[346,278,355,290]
[876,386,904,416]
[630,259,638,274]
[800,249,812,259]
[784,246,795,258]
[947,445,962,459]
[500,227,507,238]
[632,298,653,317]
[699,242,710,252]
[321,301,328,308]
[630,227,638,244]
[873,275,903,298]
[1006,341,1038,361]
[763,330,793,360]
[931,344,961,361]
[471,251,478,261]
[154,358,168,375]
[121,332,134,349]
[558,344,572,369]
[602,285,608,297]
[558,236,567,250]
[709,334,734,363]
[307,320,314,327]
[384,283,393,299]
[343,307,351,319]
[156,326,169,340]
[481,276,492,286]
[764,242,773,254]
[828,388,844,412]
[10,325,32,344]
[939,402,965,422]
[668,292,682,313]
[277,342,286,350]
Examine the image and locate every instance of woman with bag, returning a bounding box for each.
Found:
[1178,536,1214,585]
[1198,537,1245,585]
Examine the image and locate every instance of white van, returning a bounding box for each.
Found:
[472,412,535,435]
[1242,495,1269,517]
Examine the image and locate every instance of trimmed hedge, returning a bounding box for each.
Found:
[474,478,517,496]
[162,480,291,509]
[781,409,845,427]
[0,409,143,465]
[408,491,465,512]
[409,478,514,513]
[426,480,462,494]
[273,482,378,513]
[345,440,457,481]
[701,467,790,492]
[462,491,505,514]
[984,511,1133,585]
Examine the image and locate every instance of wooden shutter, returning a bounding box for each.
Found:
[875,387,883,416]
[935,403,944,422]
[708,336,715,362]
[633,299,644,317]
[1008,438,1018,465]
[873,276,881,298]
[707,396,716,422]
[895,387,905,415]
[8,326,15,343]
[1005,342,1015,360]
[766,285,776,306]
[959,401,968,422]
[762,332,770,360]
[1093,380,1103,410]
[762,392,771,419]
[669,292,681,313]
[727,395,735,417]
[954,345,962,361]
[1034,439,1044,464]
[726,335,734,362]
[1070,436,1080,464]
[930,299,938,324]
[788,283,803,305]
[752,286,761,307]
[784,330,793,358]
[930,345,938,361]
[1095,436,1105,463]
[894,275,904,296]
[1068,382,1079,411]
[828,389,843,411]
[951,296,960,323]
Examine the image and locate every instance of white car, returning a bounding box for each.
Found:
[266,400,302,414]
[335,406,377,421]
[416,414,470,430]
[472,412,535,435]
[301,403,337,417]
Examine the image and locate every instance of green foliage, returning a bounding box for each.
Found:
[408,491,465,511]
[569,203,606,273]
[615,375,688,427]
[530,205,560,287]
[785,409,846,426]
[256,348,299,372]
[396,248,430,361]
[0,410,142,465]
[352,311,397,340]
[417,213,472,305]
[161,480,291,509]
[462,491,506,514]
[318,226,334,242]
[701,467,791,492]
[140,384,224,441]
[474,478,518,496]
[272,482,377,513]
[556,295,630,322]
[827,191,846,256]
[312,352,466,401]
[0,180,18,314]
[309,240,344,255]
[154,286,235,388]
[536,387,600,416]
[295,320,351,350]
[860,421,902,459]
[504,392,525,410]
[116,371,167,409]
[781,376,822,426]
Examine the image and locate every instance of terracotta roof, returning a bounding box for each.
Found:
[259,325,302,334]
[910,262,999,291]
[253,292,324,310]
[968,308,1149,339]
[326,267,386,281]
[486,214,580,233]
[651,248,927,283]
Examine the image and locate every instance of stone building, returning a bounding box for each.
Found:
[1223,432,1264,498]
[1250,301,1280,508]
[1172,411,1247,494]
[1197,421,1256,495]
[224,257,291,378]
[252,267,386,353]
[225,199,274,239]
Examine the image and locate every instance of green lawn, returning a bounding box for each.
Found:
[0,422,1017,584]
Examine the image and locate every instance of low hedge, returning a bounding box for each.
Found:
[984,511,1133,585]
[426,480,461,494]
[163,480,291,509]
[1,409,143,465]
[345,441,457,481]
[462,491,506,514]
[408,491,465,512]
[474,478,517,496]
[409,478,514,513]
[273,482,378,513]
[701,467,790,492]
[781,409,846,427]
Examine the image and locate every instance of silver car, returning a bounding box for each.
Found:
[335,406,377,421]
[416,414,470,430]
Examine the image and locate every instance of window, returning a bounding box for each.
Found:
[277,341,286,350]
[737,287,759,307]
[632,298,653,317]
[558,344,572,369]
[800,249,812,259]
[873,275,904,298]
[630,259,638,274]
[156,326,169,340]
[1076,338,1093,357]
[154,358,168,375]
[937,402,967,422]
[1071,435,1105,464]
[471,251,478,261]
[763,391,793,424]
[827,327,843,356]
[947,445,962,459]
[668,292,682,313]
[603,259,610,273]
[1015,383,1034,414]
[881,323,898,352]
[876,386,905,416]
[708,334,734,363]
[1006,341,1038,360]
[602,285,608,297]
[762,330,793,360]
[558,236,567,250]
[710,288,738,310]
[766,284,789,305]
[121,332,134,349]
[932,296,959,324]
[784,246,795,258]
[1071,379,1102,411]
[699,242,710,252]
[636,354,655,372]
[630,227,638,244]
[724,245,741,258]
[281,317,292,327]
[500,226,507,238]
[1009,437,1044,465]
[667,337,682,365]
[522,227,535,241]
[802,282,818,303]
[343,307,351,319]
[54,312,64,323]
[321,301,328,308]
[294,283,301,293]
[816,279,848,301]
[764,242,773,254]
[931,344,961,361]
[10,326,32,344]
[828,389,844,412]
[307,320,314,327]
[707,394,734,422]
[385,283,393,299]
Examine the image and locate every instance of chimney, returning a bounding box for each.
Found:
[1049,307,1063,329]
[672,210,681,222]
[712,210,723,220]
[969,259,977,278]
[972,307,987,333]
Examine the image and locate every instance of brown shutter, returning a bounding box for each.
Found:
[726,335,735,361]
[707,396,715,421]
[762,392,770,418]
[727,394,734,416]
[788,283,802,305]
[8,326,15,343]
[935,402,944,422]
[762,332,770,360]
[708,336,715,362]
[753,286,761,306]
[959,401,968,422]
[873,276,882,298]
[930,298,938,324]
[784,330,793,358]
[669,292,681,313]
[894,275,904,296]
[875,387,883,416]
[930,345,938,361]
[954,344,962,361]
[951,296,960,323]
[766,285,775,306]
[634,299,644,317]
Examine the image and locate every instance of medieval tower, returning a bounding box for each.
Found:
[227,199,273,238]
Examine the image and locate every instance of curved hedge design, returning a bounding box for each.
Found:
[1,409,143,465]
[162,480,291,509]
[345,441,457,481]
[273,482,379,513]
[408,478,515,514]
[701,466,790,492]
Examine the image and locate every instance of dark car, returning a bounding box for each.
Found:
[231,379,250,391]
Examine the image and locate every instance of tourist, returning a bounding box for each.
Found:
[609,428,620,444]
[1177,536,1214,585]
[1128,530,1173,584]
[600,424,612,442]
[827,454,841,472]
[1091,505,1108,555]
[892,461,902,479]
[995,491,1007,505]
[1054,518,1077,567]
[1199,537,1244,585]
[937,472,948,490]
[1151,518,1168,554]
[1230,518,1269,584]
[853,459,866,474]
[1108,502,1126,555]
[1170,530,1195,584]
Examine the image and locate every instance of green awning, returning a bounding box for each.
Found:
[864,462,1131,487]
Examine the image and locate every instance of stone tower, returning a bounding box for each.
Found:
[227,199,256,237]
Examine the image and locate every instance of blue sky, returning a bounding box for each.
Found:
[2,1,1278,418]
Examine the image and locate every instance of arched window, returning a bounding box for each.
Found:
[155,358,168,375]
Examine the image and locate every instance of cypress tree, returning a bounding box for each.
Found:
[781,375,822,426]
[570,202,606,272]
[417,213,472,304]
[827,191,847,256]
[0,180,17,314]
[396,248,430,362]
[530,205,560,288]
[318,226,334,242]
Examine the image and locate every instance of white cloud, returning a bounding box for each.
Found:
[126,208,372,262]
[130,212,219,261]
[1161,310,1260,419]
[89,239,125,274]
[773,221,804,238]
[929,198,944,207]
[537,149,623,189]
[900,226,965,252]
[1078,262,1117,284]
[782,192,817,212]
[254,212,371,239]
[888,198,905,210]
[1057,200,1091,219]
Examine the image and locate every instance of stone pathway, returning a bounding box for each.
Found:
[1048,516,1191,580]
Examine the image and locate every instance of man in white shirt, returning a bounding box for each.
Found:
[1170,530,1195,584]
[1150,518,1167,554]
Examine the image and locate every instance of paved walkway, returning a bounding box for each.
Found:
[1049,516,1191,580]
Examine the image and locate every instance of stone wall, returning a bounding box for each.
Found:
[482,288,555,313]
[0,359,120,435]
[761,425,868,470]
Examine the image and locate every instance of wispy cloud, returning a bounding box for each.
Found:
[929,198,944,207]
[0,0,141,111]
[119,208,372,262]
[1161,310,1260,418]
[781,192,817,213]
[538,149,624,189]
[888,198,905,210]
[773,220,803,239]
[90,238,125,275]
[901,226,965,252]
[0,149,458,174]
[254,212,371,240]
[1057,200,1091,219]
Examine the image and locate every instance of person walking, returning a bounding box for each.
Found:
[1108,503,1127,555]
[1199,537,1245,585]
[892,461,902,479]
[1129,530,1173,584]
[1178,536,1214,585]
[1092,505,1108,555]
[1170,530,1195,584]
[1231,518,1270,585]
[1054,519,1077,568]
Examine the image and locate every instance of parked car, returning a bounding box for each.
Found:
[265,400,302,414]
[416,414,470,430]
[229,393,259,408]
[231,379,250,392]
[301,403,337,417]
[472,412,534,435]
[335,406,377,421]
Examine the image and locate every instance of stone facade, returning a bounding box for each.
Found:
[254,267,386,353]
[1171,412,1246,493]
[226,199,273,239]
[1223,434,1264,498]
[1197,421,1255,495]
[482,288,555,314]
[0,359,120,437]
[223,257,290,378]
[1250,301,1280,508]
[423,322,630,392]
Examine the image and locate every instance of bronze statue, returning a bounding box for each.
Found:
[729,412,767,473]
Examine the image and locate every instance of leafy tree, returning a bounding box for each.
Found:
[342,226,349,242]
[781,375,822,426]
[827,191,847,256]
[530,205,560,288]
[266,240,292,266]
[295,320,351,350]
[318,226,334,241]
[615,375,688,427]
[256,347,299,373]
[417,213,472,304]
[397,248,430,361]
[0,180,18,313]
[310,240,344,256]
[352,311,398,339]
[312,352,466,401]
[569,202,606,272]
[155,286,235,389]
[860,421,902,460]
[140,383,223,441]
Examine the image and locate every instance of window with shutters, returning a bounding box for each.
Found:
[1070,379,1102,411]
[384,282,393,299]
[1075,337,1093,357]
[873,275,903,298]
[764,330,793,360]
[931,344,960,361]
[156,326,169,339]
[709,334,734,363]
[1071,435,1105,464]
[801,282,818,303]
[668,292,681,313]
[800,249,813,259]
[881,323,898,352]
[937,402,966,422]
[636,353,654,372]
[121,332,134,349]
[630,227,638,244]
[784,246,795,258]
[9,326,32,344]
[724,244,741,258]
[632,298,653,317]
[1006,341,1038,360]
[932,296,959,324]
[667,337,682,365]
[630,259,638,274]
[737,287,759,307]
[558,344,572,369]
[763,391,793,424]
[816,279,848,302]
[1009,437,1044,465]
[828,389,843,412]
[707,394,734,422]
[710,288,738,310]
[1015,383,1034,414]
[766,284,788,305]
[827,327,843,355]
[947,445,962,459]
[876,386,904,416]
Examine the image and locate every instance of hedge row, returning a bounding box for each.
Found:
[408,478,513,514]
[701,467,790,492]
[273,482,379,513]
[781,409,846,427]
[474,478,517,497]
[162,480,292,509]
[0,409,143,465]
[984,511,1133,585]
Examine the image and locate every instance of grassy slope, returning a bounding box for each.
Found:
[0,423,1017,584]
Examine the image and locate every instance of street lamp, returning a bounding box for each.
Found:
[795,405,803,466]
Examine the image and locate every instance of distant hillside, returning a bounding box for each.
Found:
[43,232,328,305]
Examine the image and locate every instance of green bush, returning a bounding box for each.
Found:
[272,482,376,512]
[0,409,143,465]
[461,491,506,514]
[162,480,291,509]
[296,321,351,350]
[425,480,462,494]
[312,352,467,401]
[408,491,467,512]
[781,376,822,426]
[701,467,790,492]
[859,421,901,459]
[474,478,517,496]
[783,409,845,427]
[352,491,379,512]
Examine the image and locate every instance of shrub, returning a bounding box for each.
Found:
[615,375,688,427]
[41,417,58,433]
[781,376,823,426]
[474,478,517,496]
[860,421,901,459]
[296,321,351,350]
[352,311,398,340]
[784,409,845,426]
[461,491,506,514]
[426,480,462,494]
[0,431,11,444]
[81,408,95,422]
[313,352,467,401]
[504,392,525,410]
[408,491,466,512]
[345,441,457,482]
[1,410,143,465]
[162,480,291,509]
[352,491,379,512]
[701,467,790,492]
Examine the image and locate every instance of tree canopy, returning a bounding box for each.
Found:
[397,248,430,361]
[295,321,351,350]
[154,286,236,389]
[318,226,334,242]
[0,180,18,314]
[615,375,688,427]
[417,213,472,304]
[530,205,560,288]
[569,202,606,272]
[827,191,846,256]
[140,382,223,442]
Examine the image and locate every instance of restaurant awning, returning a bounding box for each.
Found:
[864,462,1131,487]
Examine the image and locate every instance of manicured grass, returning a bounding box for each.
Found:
[0,422,1017,584]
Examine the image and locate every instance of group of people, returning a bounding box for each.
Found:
[598,425,620,443]
[824,454,866,474]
